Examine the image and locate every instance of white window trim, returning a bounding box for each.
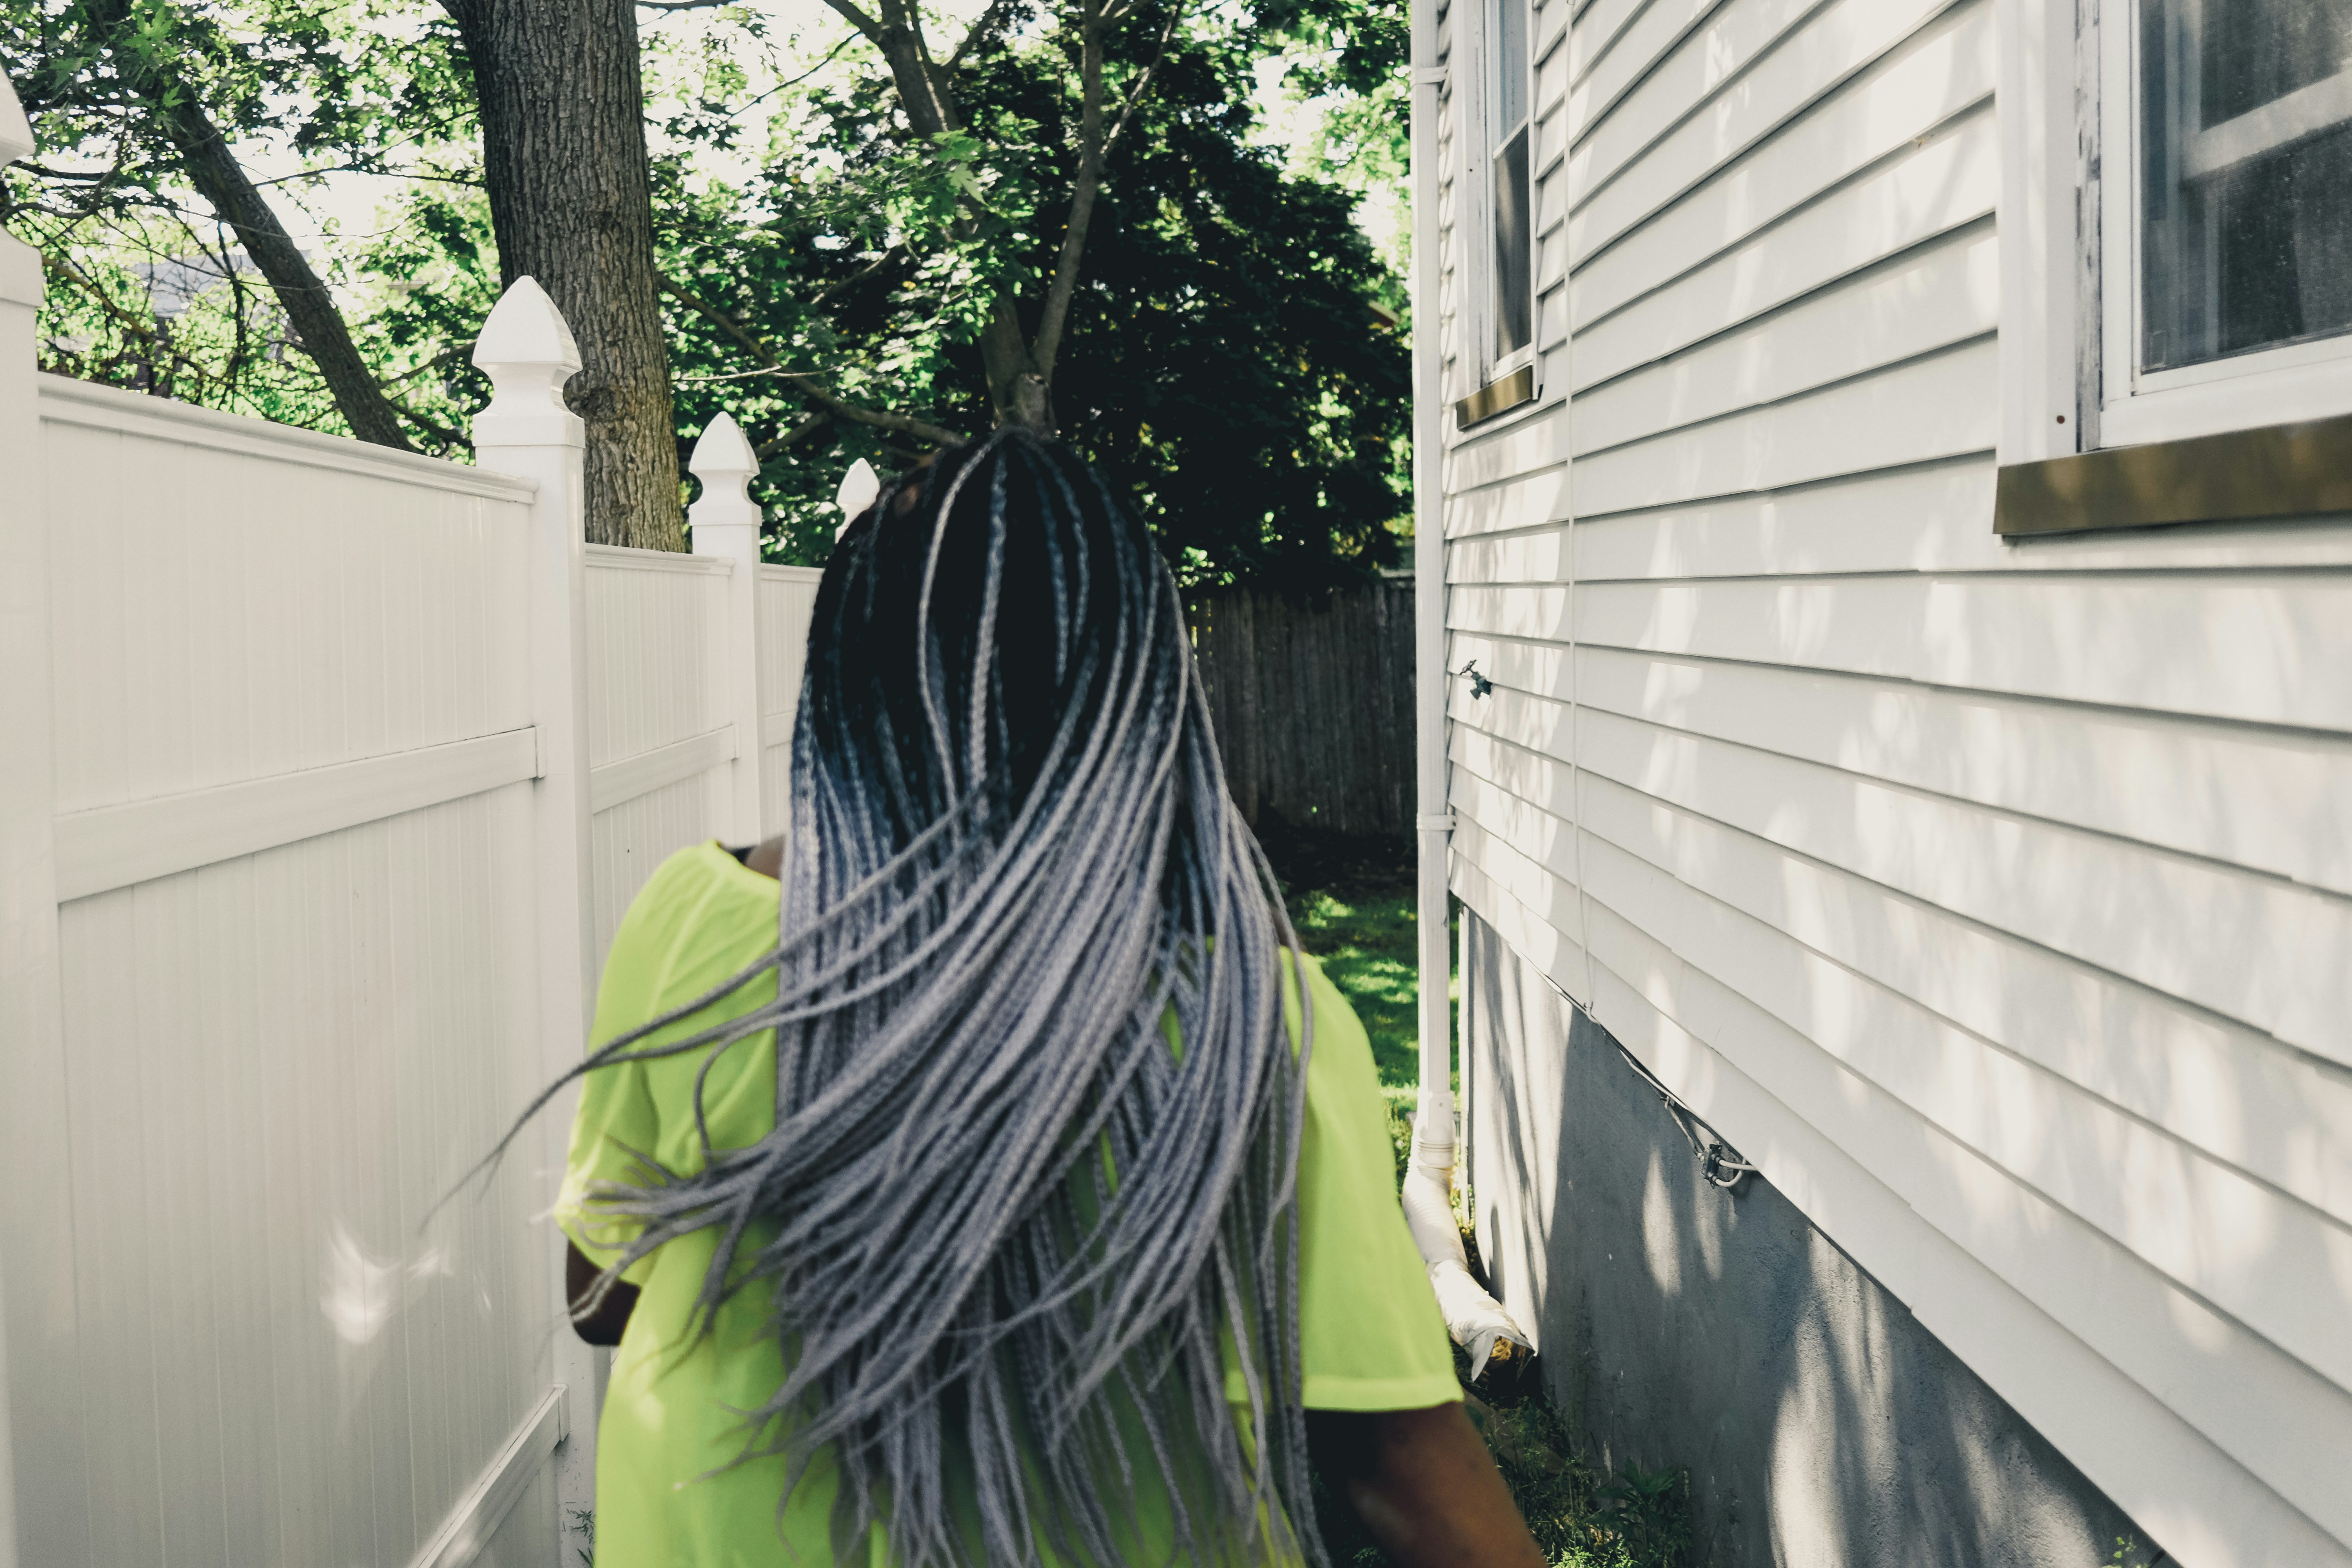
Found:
[1454,0,1539,404]
[1994,0,2085,465]
[2097,1,2352,446]
[2002,0,2352,459]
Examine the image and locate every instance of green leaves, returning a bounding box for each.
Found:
[7,0,1412,585]
[649,0,1410,586]
[3,0,487,446]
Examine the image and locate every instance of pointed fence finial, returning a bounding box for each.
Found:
[836,459,880,537]
[0,67,33,168]
[471,277,583,449]
[690,411,757,484]
[689,411,761,536]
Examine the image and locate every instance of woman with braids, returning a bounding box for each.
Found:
[545,431,1543,1568]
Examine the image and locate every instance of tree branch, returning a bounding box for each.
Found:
[756,411,832,458]
[817,0,886,44]
[1033,0,1186,378]
[658,269,967,447]
[1103,0,1187,153]
[810,246,898,307]
[120,36,416,450]
[388,396,471,451]
[771,374,965,446]
[250,165,486,192]
[943,0,1016,71]
[1030,0,1109,379]
[15,162,117,182]
[658,267,793,365]
[674,365,819,385]
[383,342,474,387]
[42,250,163,353]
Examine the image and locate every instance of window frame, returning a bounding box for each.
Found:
[2094,0,2352,449]
[1993,0,2352,533]
[1453,0,1539,422]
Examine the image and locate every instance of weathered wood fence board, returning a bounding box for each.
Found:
[1191,576,1416,840]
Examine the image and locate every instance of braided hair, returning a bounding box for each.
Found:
[534,429,1319,1568]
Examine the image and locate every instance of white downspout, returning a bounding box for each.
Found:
[1403,0,1532,1383]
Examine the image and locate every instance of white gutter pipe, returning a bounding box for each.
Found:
[1403,0,1532,1384]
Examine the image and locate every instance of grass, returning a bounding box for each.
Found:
[1456,1370,1696,1568]
[1262,823,1696,1568]
[1260,821,1437,1091]
[1258,822,1448,1185]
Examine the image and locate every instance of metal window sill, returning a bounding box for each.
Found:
[1994,412,2352,536]
[1454,365,1537,430]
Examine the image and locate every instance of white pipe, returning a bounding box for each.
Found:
[1405,0,1532,1383]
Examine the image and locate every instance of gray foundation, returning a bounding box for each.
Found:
[1460,912,2154,1568]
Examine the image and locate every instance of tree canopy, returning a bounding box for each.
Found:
[1,0,1410,591]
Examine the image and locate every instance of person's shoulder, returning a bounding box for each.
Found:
[638,840,773,907]
[605,843,780,997]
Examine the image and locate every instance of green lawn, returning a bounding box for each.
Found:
[1258,825,1454,1086]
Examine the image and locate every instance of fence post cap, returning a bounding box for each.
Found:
[1,67,33,167]
[688,411,757,481]
[836,459,880,535]
[472,277,583,450]
[689,409,762,546]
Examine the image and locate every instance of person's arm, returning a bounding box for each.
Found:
[744,835,786,880]
[567,1240,641,1347]
[1306,1403,1546,1568]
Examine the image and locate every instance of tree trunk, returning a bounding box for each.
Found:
[443,0,685,551]
[97,0,416,450]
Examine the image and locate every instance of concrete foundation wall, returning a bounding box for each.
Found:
[1461,913,2154,1568]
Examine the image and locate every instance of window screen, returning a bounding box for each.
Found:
[1491,0,1532,360]
[2138,0,2352,373]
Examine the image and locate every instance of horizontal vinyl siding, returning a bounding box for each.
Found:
[1434,0,2352,1562]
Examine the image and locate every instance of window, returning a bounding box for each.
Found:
[1454,0,1536,423]
[2099,0,2352,446]
[1489,0,1533,367]
[1992,0,2352,532]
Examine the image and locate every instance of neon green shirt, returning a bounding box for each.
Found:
[558,842,1457,1567]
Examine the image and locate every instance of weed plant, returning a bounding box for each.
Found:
[1458,1384,1694,1568]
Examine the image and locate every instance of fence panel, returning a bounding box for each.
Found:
[15,376,561,1568]
[757,565,825,838]
[1191,576,1417,839]
[2,234,822,1568]
[582,546,736,967]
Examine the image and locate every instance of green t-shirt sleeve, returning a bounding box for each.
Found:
[554,858,690,1282]
[555,845,780,1287]
[1283,952,1461,1412]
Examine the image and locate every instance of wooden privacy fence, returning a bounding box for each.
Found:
[0,209,819,1568]
[1191,575,1417,840]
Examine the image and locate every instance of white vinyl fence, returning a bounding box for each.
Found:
[0,114,822,1568]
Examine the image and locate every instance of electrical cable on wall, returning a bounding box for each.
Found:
[1541,973,1754,1194]
[1613,1039,1756,1192]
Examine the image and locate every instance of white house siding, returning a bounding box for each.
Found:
[1436,3,2352,1566]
